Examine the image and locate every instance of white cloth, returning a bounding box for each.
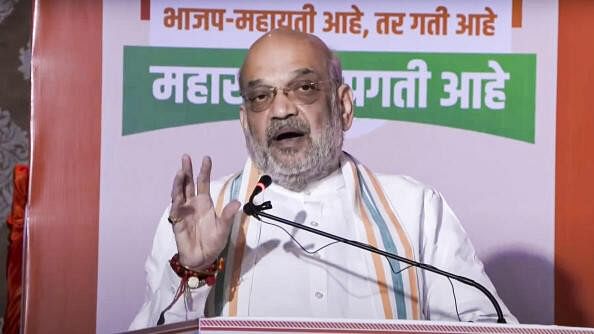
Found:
[130,157,516,329]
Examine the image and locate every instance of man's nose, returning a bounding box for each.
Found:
[269,90,297,120]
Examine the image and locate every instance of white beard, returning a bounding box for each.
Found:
[244,100,344,192]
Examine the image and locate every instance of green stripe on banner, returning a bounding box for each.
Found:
[123,46,536,142]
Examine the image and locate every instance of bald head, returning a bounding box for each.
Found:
[251,29,332,58]
[239,29,342,92]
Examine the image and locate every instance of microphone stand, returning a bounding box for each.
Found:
[244,200,507,324]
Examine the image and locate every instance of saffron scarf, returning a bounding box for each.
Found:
[208,153,421,320]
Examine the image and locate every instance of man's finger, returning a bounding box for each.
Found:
[181,154,195,200]
[216,201,241,240]
[220,200,241,225]
[170,169,186,207]
[196,156,212,195]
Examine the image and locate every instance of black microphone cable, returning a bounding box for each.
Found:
[258,218,463,322]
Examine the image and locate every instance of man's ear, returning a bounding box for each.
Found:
[338,84,354,131]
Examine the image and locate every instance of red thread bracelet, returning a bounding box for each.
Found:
[169,253,223,288]
[157,253,224,325]
[158,254,223,325]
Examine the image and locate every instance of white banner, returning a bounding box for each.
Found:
[149,0,512,52]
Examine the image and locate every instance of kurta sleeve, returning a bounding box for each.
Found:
[129,178,227,330]
[419,188,517,323]
[128,205,213,329]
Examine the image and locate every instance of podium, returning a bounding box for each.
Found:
[127,317,594,334]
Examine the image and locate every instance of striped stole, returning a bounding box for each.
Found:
[207,154,421,319]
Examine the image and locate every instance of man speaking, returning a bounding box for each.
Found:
[130,29,516,329]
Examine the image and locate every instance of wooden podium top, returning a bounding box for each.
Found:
[126,317,594,334]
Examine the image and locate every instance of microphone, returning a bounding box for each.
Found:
[243,175,272,217]
[249,175,272,202]
[242,182,508,324]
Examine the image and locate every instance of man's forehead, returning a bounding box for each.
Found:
[245,68,317,89]
[240,30,330,84]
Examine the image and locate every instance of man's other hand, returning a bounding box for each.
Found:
[169,155,240,270]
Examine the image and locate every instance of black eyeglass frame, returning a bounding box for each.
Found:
[241,79,334,112]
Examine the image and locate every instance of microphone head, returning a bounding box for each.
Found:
[259,175,272,188]
[245,175,273,217]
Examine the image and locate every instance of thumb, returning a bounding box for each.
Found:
[219,200,241,227]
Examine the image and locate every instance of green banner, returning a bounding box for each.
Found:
[123,46,536,142]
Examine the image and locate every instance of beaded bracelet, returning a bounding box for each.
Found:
[157,254,224,325]
[169,253,223,289]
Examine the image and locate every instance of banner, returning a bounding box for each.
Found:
[124,47,535,141]
[149,1,512,52]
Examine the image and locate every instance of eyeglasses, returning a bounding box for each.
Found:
[241,79,331,113]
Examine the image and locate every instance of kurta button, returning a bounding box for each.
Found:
[315,291,324,299]
[311,221,319,227]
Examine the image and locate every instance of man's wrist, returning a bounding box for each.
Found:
[177,254,218,272]
[169,253,223,288]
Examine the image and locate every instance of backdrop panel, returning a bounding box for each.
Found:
[29,1,594,333]
[25,0,102,333]
[97,1,556,332]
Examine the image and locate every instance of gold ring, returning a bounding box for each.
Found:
[168,215,183,225]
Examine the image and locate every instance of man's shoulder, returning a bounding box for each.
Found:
[374,173,435,196]
[372,172,443,212]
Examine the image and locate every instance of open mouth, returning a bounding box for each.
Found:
[273,127,306,142]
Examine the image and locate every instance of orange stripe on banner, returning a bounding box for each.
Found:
[140,0,150,20]
[365,168,420,320]
[228,167,259,316]
[512,0,523,28]
[25,0,102,332]
[348,161,394,319]
[555,0,594,327]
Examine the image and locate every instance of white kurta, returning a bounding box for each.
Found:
[130,159,516,329]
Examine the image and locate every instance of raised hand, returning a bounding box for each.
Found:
[168,155,240,270]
